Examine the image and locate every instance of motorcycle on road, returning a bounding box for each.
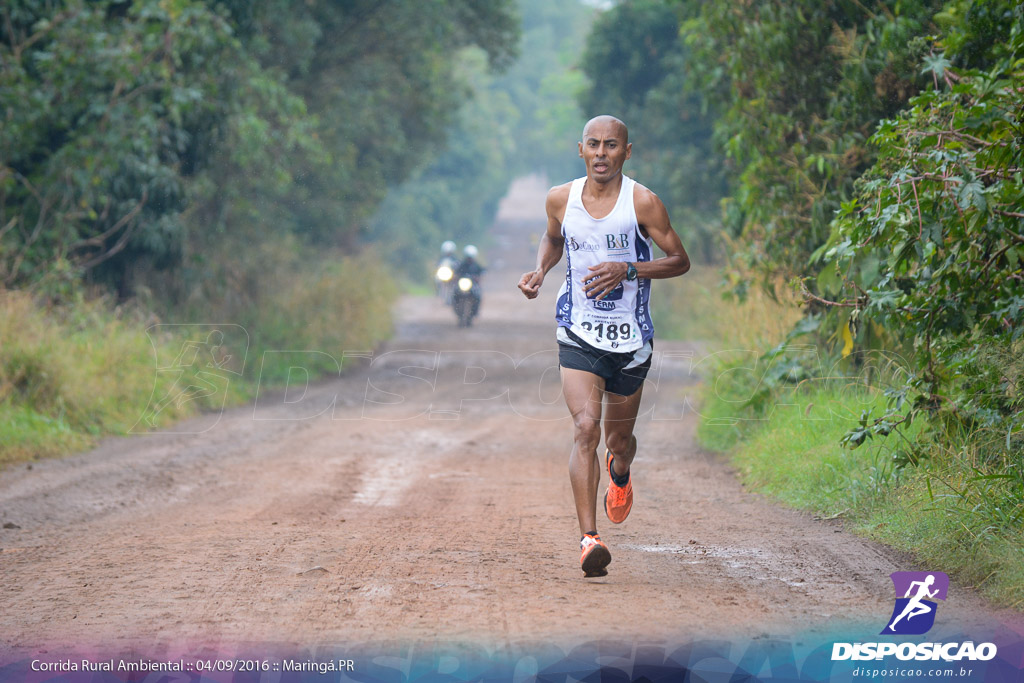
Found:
[435,257,458,303]
[452,274,481,327]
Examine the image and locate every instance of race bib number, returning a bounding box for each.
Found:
[579,320,636,347]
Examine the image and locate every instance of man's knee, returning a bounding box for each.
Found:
[572,415,602,449]
[605,430,634,457]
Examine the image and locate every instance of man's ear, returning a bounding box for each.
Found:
[625,142,632,160]
[578,141,584,158]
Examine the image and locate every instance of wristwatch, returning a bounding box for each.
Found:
[626,262,638,281]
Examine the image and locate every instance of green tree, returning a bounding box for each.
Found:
[0,0,520,299]
[367,48,518,271]
[819,0,1023,450]
[682,0,942,287]
[0,0,259,295]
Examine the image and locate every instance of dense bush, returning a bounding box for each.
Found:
[654,0,1024,585]
[822,2,1023,455]
[0,0,519,297]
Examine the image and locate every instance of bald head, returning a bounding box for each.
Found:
[581,115,629,145]
[578,115,632,182]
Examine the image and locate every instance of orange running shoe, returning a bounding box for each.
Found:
[604,449,633,524]
[580,532,611,577]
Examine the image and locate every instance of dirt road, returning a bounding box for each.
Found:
[0,177,1017,663]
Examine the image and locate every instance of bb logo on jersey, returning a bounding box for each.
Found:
[606,234,630,250]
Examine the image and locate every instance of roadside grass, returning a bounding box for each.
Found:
[0,290,196,467]
[653,264,804,350]
[240,255,398,385]
[0,251,397,467]
[0,402,91,465]
[697,357,1024,606]
[870,466,1024,609]
[664,266,1024,608]
[728,388,901,515]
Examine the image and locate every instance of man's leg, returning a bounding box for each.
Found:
[604,387,644,477]
[601,386,644,524]
[561,367,605,536]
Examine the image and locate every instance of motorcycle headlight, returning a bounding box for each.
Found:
[458,277,473,292]
[436,266,454,282]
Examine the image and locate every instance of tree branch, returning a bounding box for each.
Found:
[911,178,923,239]
[71,198,137,250]
[0,216,17,241]
[75,190,148,270]
[9,8,80,62]
[800,279,865,308]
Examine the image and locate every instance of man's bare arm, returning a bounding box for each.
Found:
[634,185,690,278]
[582,184,690,300]
[518,184,570,300]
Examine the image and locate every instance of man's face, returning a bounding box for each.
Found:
[578,121,631,183]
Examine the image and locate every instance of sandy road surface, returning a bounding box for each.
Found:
[0,177,1019,662]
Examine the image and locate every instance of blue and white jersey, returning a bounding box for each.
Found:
[555,175,654,353]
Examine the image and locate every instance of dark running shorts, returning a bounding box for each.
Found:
[557,328,653,397]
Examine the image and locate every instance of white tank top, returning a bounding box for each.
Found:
[555,175,654,352]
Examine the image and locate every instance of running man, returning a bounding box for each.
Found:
[889,574,939,631]
[517,115,690,577]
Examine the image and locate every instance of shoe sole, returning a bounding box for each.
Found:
[581,545,611,577]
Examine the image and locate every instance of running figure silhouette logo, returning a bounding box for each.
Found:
[881,571,949,635]
[132,324,249,434]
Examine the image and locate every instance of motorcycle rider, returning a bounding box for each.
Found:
[436,240,459,300]
[456,244,484,278]
[439,240,458,264]
[454,245,484,321]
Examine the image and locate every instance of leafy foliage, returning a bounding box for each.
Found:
[0,1,244,291]
[682,0,941,288]
[0,0,520,298]
[675,0,1022,456]
[666,0,1023,556]
[821,1,1024,453]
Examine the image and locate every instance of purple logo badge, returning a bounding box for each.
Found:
[881,571,949,635]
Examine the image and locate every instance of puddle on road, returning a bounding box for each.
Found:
[352,457,415,507]
[626,545,688,554]
[351,428,469,506]
[622,543,765,558]
[622,543,810,588]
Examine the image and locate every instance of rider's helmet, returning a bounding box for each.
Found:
[463,244,478,259]
[441,240,457,255]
